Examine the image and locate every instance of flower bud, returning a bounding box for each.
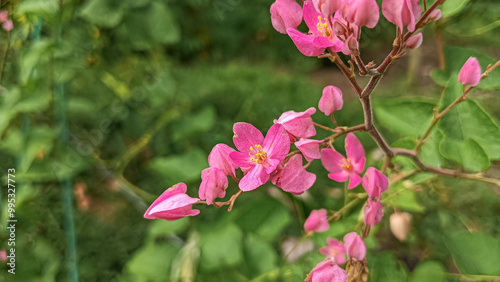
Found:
[362,167,389,198]
[0,11,8,22]
[208,143,238,178]
[295,139,322,162]
[199,167,228,205]
[429,9,442,21]
[406,33,423,49]
[347,36,359,51]
[304,209,329,232]
[332,20,347,37]
[364,198,384,227]
[458,57,482,87]
[390,212,412,241]
[319,85,343,116]
[270,0,303,34]
[144,183,200,221]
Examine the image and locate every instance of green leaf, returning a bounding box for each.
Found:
[148,218,190,239]
[447,232,500,276]
[410,261,446,282]
[374,99,434,137]
[21,40,53,85]
[440,0,469,17]
[244,234,278,278]
[431,46,500,90]
[173,107,216,140]
[383,183,425,213]
[118,2,180,50]
[368,252,408,282]
[440,137,490,172]
[79,0,125,28]
[438,77,500,163]
[126,241,180,282]
[16,0,59,15]
[199,223,244,270]
[419,130,446,168]
[236,197,292,241]
[149,149,208,183]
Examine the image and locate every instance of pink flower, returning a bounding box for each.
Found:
[304,209,329,232]
[319,238,346,264]
[230,123,290,191]
[319,86,343,116]
[343,232,366,261]
[313,0,342,17]
[320,133,365,189]
[361,167,388,198]
[272,154,316,194]
[270,0,303,34]
[275,107,317,139]
[286,1,345,57]
[2,19,12,31]
[305,259,348,282]
[0,11,8,22]
[208,143,238,178]
[364,198,384,227]
[458,57,482,87]
[295,138,322,162]
[406,33,423,49]
[382,0,421,32]
[341,0,380,29]
[0,249,7,262]
[144,183,200,221]
[199,167,228,205]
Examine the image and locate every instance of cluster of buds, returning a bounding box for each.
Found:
[0,11,13,32]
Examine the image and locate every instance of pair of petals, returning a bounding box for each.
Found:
[305,259,348,282]
[230,123,290,191]
[272,154,316,195]
[458,57,482,87]
[343,232,366,261]
[321,133,365,189]
[342,0,380,29]
[361,167,388,198]
[304,208,329,232]
[319,238,346,264]
[275,107,317,139]
[270,0,303,34]
[144,183,200,221]
[364,198,384,227]
[382,0,421,32]
[319,85,343,116]
[199,168,228,205]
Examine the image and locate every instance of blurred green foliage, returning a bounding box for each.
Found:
[0,0,499,281]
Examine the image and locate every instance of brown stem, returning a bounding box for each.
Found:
[197,190,244,212]
[313,121,337,133]
[330,51,364,96]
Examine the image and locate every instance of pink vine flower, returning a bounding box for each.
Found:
[305,259,348,282]
[304,209,329,232]
[144,183,200,221]
[230,123,290,191]
[270,0,303,34]
[362,167,389,198]
[198,167,228,205]
[320,133,365,189]
[272,154,316,195]
[343,232,366,261]
[275,107,317,139]
[320,238,346,264]
[382,0,421,32]
[286,1,345,57]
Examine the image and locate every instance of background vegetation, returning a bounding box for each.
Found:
[0,0,500,281]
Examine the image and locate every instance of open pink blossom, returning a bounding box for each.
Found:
[406,33,423,49]
[319,85,343,116]
[208,143,238,178]
[275,107,317,139]
[320,238,346,264]
[270,0,303,34]
[458,57,482,87]
[295,138,322,162]
[286,1,345,57]
[362,167,388,198]
[199,167,228,205]
[0,11,8,22]
[305,259,348,282]
[320,133,365,189]
[0,249,6,262]
[2,19,12,31]
[341,0,380,29]
[272,154,316,194]
[343,232,366,261]
[382,0,421,32]
[144,183,200,221]
[313,0,342,17]
[229,123,290,191]
[364,198,384,227]
[304,209,329,232]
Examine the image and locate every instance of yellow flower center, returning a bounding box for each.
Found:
[317,16,331,37]
[342,158,353,171]
[249,145,267,164]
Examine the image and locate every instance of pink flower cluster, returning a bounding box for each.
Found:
[270,0,441,56]
[0,11,13,32]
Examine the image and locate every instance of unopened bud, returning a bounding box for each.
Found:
[406,33,423,49]
[333,20,347,37]
[347,36,359,51]
[429,9,442,21]
[390,212,412,241]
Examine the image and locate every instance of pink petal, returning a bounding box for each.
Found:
[458,57,482,87]
[345,133,365,173]
[295,138,322,162]
[239,164,269,191]
[313,0,342,16]
[208,143,238,177]
[263,123,291,162]
[328,170,350,183]
[343,232,366,261]
[348,173,362,189]
[270,0,303,34]
[319,85,343,116]
[364,198,384,227]
[303,0,323,34]
[320,148,345,173]
[199,168,228,205]
[406,33,423,49]
[304,209,329,232]
[277,154,316,194]
[233,122,264,153]
[276,107,317,138]
[287,28,327,57]
[229,151,254,169]
[342,0,380,28]
[144,183,200,221]
[362,167,389,198]
[306,260,348,282]
[0,11,8,22]
[2,19,12,31]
